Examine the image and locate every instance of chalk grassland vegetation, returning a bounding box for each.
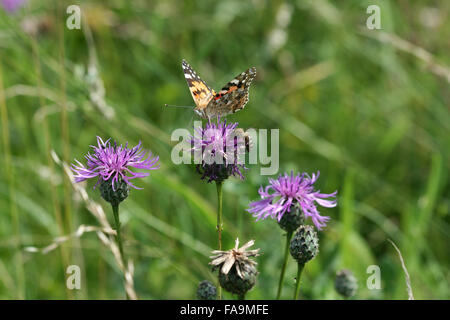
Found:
[0,0,448,299]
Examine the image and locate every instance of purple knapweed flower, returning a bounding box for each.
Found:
[71,136,160,190]
[1,0,26,13]
[247,171,337,230]
[191,118,249,183]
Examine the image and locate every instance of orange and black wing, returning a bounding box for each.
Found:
[182,60,215,110]
[208,67,256,117]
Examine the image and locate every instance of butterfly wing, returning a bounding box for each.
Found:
[182,60,215,114]
[205,67,256,118]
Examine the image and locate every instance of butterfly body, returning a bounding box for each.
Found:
[182,59,256,119]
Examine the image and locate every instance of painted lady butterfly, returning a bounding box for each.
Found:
[182,59,256,119]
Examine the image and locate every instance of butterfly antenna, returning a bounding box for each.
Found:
[164,104,193,109]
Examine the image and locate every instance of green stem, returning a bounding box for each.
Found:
[112,204,129,299]
[112,204,125,262]
[293,263,305,300]
[216,181,223,250]
[276,231,293,299]
[238,293,245,300]
[215,181,223,299]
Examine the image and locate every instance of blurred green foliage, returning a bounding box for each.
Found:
[0,0,448,299]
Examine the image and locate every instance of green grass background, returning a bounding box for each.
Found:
[0,0,448,299]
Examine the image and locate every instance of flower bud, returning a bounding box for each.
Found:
[196,280,217,300]
[289,225,319,264]
[100,176,129,206]
[335,269,358,298]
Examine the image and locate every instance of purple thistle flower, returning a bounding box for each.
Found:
[1,0,26,13]
[247,171,337,230]
[191,118,249,183]
[71,136,160,191]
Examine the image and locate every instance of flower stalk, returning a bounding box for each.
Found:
[112,204,125,265]
[276,231,293,299]
[111,203,130,300]
[293,263,305,300]
[216,180,223,299]
[216,181,223,251]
